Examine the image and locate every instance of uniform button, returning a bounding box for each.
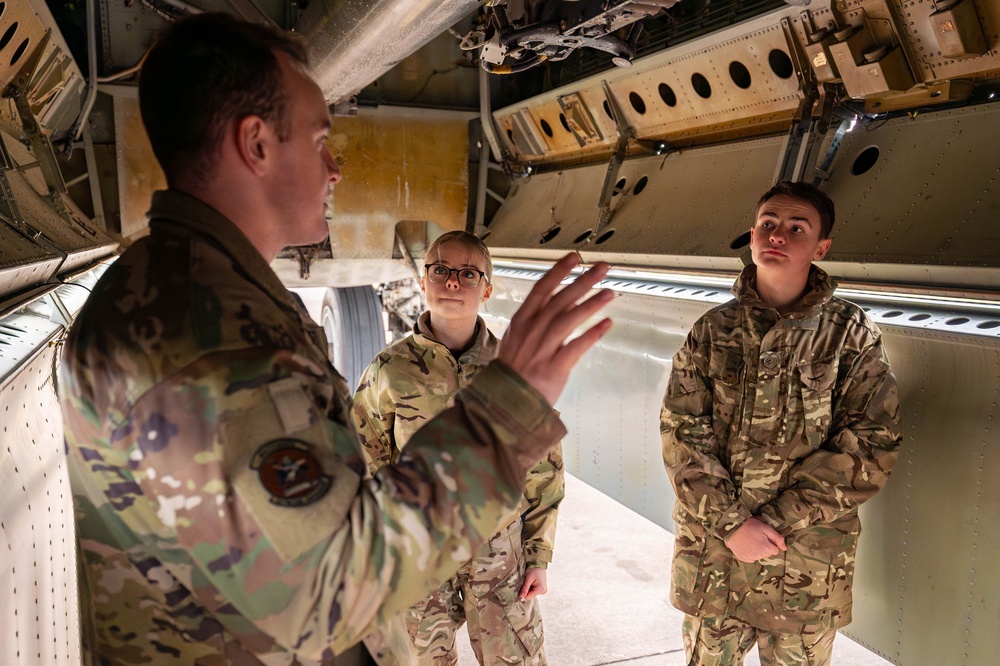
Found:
[762,354,778,370]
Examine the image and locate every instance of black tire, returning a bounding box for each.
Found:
[321,286,386,390]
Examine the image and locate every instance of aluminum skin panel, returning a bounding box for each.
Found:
[0,0,50,93]
[4,169,106,252]
[493,5,807,164]
[0,316,80,665]
[0,219,55,270]
[485,136,784,258]
[486,269,1000,665]
[849,328,1000,666]
[820,102,1000,269]
[856,0,1000,84]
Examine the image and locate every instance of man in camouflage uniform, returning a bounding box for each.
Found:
[354,301,564,664]
[58,14,612,665]
[661,182,902,665]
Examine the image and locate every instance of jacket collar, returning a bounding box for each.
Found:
[732,264,837,315]
[413,311,496,366]
[148,190,302,311]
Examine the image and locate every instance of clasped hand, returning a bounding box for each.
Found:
[724,518,787,563]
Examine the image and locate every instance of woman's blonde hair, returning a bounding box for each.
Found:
[424,230,493,282]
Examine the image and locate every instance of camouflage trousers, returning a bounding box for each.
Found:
[682,614,835,666]
[405,521,546,666]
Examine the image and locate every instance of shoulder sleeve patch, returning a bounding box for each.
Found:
[223,383,361,563]
[251,439,332,507]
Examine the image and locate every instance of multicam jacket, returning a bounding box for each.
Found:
[352,311,564,569]
[59,191,565,665]
[661,264,902,632]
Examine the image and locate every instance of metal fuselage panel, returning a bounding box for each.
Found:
[0,317,81,666]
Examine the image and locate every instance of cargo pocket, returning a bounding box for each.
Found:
[797,359,838,452]
[670,509,708,594]
[782,523,857,613]
[708,348,743,439]
[495,565,545,658]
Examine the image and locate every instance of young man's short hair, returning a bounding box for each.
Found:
[755,181,836,239]
[139,13,308,185]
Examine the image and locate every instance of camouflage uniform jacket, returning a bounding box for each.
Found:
[661,264,901,632]
[353,311,564,569]
[59,191,566,665]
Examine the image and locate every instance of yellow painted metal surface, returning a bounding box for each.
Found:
[327,113,468,259]
[111,103,469,260]
[113,96,166,239]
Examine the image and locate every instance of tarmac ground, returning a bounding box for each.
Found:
[452,475,894,666]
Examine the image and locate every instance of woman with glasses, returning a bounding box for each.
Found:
[353,230,564,665]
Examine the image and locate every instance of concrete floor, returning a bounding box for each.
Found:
[453,475,894,666]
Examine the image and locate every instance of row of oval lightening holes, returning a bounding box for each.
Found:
[862,307,1000,335]
[507,48,797,150]
[493,271,1000,337]
[0,4,34,70]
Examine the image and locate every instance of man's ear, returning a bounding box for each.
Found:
[815,238,832,260]
[234,115,271,176]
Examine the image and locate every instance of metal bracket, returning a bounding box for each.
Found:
[296,247,316,280]
[3,30,69,198]
[772,17,824,184]
[593,81,637,238]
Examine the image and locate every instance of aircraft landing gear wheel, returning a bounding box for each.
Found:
[321,286,386,390]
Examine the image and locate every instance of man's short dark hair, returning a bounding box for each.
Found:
[139,13,308,185]
[756,181,836,239]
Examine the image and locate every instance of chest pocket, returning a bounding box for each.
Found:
[795,359,838,453]
[708,348,743,439]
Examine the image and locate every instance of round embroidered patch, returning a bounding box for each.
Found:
[250,439,332,507]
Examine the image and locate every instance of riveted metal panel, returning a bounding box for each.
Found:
[820,102,1000,269]
[0,0,49,92]
[607,22,801,140]
[493,4,808,164]
[486,136,784,258]
[0,221,54,270]
[848,329,1000,665]
[484,165,606,250]
[0,309,80,666]
[4,170,105,252]
[859,0,1000,83]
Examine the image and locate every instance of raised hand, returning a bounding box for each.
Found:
[498,254,613,406]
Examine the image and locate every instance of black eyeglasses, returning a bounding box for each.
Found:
[424,263,489,288]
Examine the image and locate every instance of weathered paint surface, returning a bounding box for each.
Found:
[114,97,167,239]
[328,113,469,259]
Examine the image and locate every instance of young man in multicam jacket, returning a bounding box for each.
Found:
[661,181,902,666]
[58,14,612,666]
[353,231,564,665]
